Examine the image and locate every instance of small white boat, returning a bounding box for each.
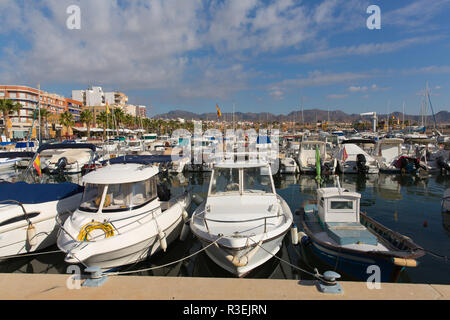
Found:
[297,141,336,175]
[190,160,293,277]
[299,183,425,282]
[45,144,96,174]
[335,140,379,174]
[57,161,191,271]
[279,155,298,174]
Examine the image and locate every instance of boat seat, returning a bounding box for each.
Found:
[325,222,378,246]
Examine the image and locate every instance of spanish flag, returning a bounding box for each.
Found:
[342,146,348,162]
[106,101,110,114]
[216,104,222,118]
[33,155,41,177]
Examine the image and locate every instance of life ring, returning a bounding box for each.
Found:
[77,221,115,241]
[95,194,111,207]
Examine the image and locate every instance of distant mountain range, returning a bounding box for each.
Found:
[154,109,450,124]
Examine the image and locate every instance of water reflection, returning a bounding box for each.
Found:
[0,167,448,284]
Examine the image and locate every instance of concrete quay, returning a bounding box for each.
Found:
[0,273,448,300]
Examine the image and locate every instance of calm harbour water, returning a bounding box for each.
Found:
[0,168,449,284]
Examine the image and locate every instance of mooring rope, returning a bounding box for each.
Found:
[246,237,333,284]
[105,234,226,276]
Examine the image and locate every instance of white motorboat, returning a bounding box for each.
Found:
[45,143,97,174]
[279,155,298,174]
[373,138,424,174]
[190,160,293,277]
[0,182,84,258]
[57,161,191,271]
[0,144,90,258]
[335,140,379,174]
[297,141,336,175]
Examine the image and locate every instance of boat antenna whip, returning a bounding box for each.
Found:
[336,175,343,195]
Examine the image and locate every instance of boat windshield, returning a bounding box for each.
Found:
[79,178,157,212]
[210,168,240,194]
[242,167,273,194]
[210,167,274,195]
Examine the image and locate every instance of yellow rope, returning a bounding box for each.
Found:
[77,221,115,241]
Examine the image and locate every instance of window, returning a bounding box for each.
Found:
[210,168,240,194]
[330,201,353,210]
[79,180,157,212]
[243,167,273,194]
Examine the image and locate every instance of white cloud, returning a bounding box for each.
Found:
[327,94,348,99]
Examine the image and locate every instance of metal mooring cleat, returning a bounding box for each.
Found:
[317,271,343,294]
[82,266,109,287]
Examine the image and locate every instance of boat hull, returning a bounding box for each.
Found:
[63,216,184,271]
[198,232,287,277]
[308,240,400,282]
[0,193,82,258]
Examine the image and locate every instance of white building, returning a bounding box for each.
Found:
[72,86,105,107]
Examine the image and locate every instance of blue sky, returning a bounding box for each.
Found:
[1,0,450,117]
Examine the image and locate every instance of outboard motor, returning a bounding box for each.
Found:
[157,182,171,201]
[356,154,369,174]
[437,156,450,174]
[55,157,68,173]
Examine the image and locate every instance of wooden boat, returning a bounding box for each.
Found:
[298,186,425,282]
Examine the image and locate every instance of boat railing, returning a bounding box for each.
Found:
[192,210,286,237]
[0,199,33,227]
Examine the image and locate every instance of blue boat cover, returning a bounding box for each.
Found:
[15,142,34,148]
[103,155,173,165]
[0,182,84,204]
[325,222,378,246]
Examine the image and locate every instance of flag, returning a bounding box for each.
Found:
[106,101,110,114]
[33,155,41,177]
[216,104,222,117]
[342,146,348,162]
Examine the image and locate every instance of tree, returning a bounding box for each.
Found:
[79,110,94,138]
[0,99,21,141]
[96,111,109,139]
[113,108,125,136]
[59,111,74,139]
[39,108,50,139]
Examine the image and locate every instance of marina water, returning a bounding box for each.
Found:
[0,168,448,285]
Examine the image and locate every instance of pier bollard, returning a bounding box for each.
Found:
[316,271,343,294]
[82,266,109,287]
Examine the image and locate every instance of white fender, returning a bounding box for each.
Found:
[26,223,37,247]
[158,231,167,252]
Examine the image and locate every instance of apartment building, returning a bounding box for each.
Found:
[0,85,83,139]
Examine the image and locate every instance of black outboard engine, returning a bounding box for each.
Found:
[356,154,369,174]
[437,156,450,174]
[157,182,171,201]
[55,156,68,173]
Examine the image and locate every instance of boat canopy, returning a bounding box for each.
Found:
[0,182,83,204]
[83,163,159,185]
[37,143,97,153]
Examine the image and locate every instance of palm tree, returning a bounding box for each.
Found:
[39,108,49,140]
[113,108,125,136]
[0,99,21,141]
[96,111,109,139]
[59,111,74,139]
[79,110,94,138]
[124,114,134,129]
